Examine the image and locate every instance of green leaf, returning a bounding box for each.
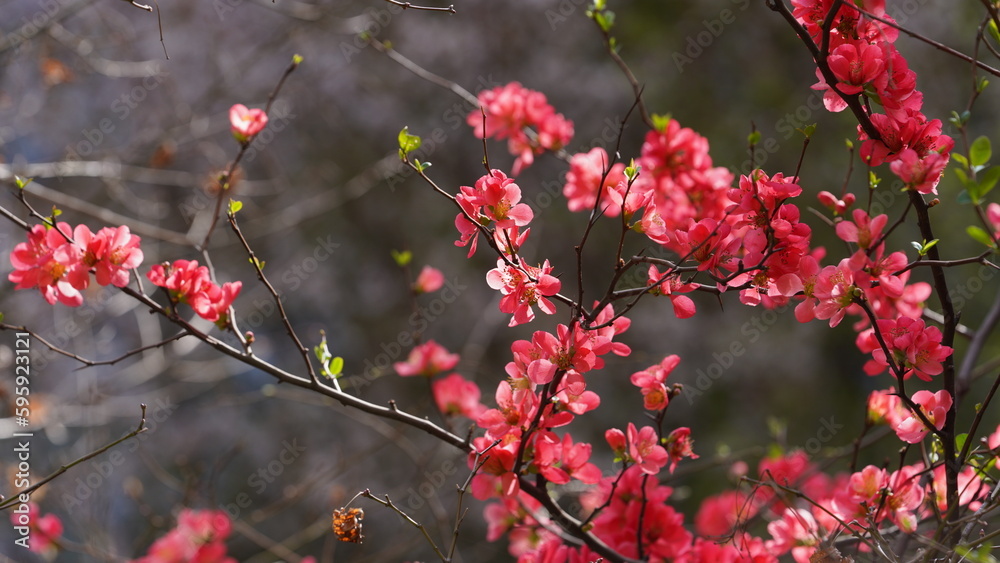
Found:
[970,136,991,168]
[979,166,1000,198]
[845,138,854,150]
[329,356,344,377]
[13,175,32,190]
[954,544,998,563]
[292,53,304,65]
[747,131,761,146]
[957,190,972,204]
[955,433,968,453]
[397,126,422,159]
[314,330,344,379]
[967,225,994,247]
[625,159,639,181]
[594,10,615,32]
[991,18,1000,45]
[801,123,817,138]
[249,256,265,270]
[868,171,880,190]
[391,249,412,267]
[910,241,923,252]
[951,152,968,168]
[919,239,939,255]
[651,113,672,133]
[228,199,243,215]
[414,159,431,172]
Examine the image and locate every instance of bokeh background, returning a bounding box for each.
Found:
[0,0,998,560]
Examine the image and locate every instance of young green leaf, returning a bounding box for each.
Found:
[970,136,992,168]
[651,113,672,133]
[967,225,994,247]
[397,126,422,160]
[228,199,243,215]
[979,166,1000,199]
[747,131,761,146]
[391,249,412,267]
[14,175,32,190]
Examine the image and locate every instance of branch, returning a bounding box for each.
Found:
[383,0,455,13]
[0,405,148,510]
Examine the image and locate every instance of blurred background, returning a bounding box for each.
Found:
[0,0,997,560]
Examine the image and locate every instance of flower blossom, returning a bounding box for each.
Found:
[146,260,241,325]
[9,222,143,306]
[229,104,268,143]
[393,340,459,377]
[486,259,561,327]
[132,509,235,563]
[432,372,486,419]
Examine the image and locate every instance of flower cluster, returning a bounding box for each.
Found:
[132,509,236,563]
[467,82,573,175]
[9,222,143,306]
[454,169,533,258]
[793,0,952,193]
[868,387,953,444]
[147,260,242,325]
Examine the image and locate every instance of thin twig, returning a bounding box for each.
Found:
[0,405,148,510]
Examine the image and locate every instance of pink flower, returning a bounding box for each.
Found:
[606,423,668,475]
[866,387,906,426]
[889,148,950,194]
[458,170,534,229]
[562,148,627,216]
[9,503,63,555]
[893,389,951,443]
[413,265,444,293]
[987,202,1000,241]
[647,266,697,319]
[767,507,820,562]
[663,427,698,473]
[229,104,268,143]
[817,190,855,216]
[132,509,235,563]
[629,354,680,410]
[393,340,459,377]
[469,436,521,500]
[468,83,573,175]
[81,225,144,287]
[867,315,953,380]
[432,373,486,419]
[486,259,561,327]
[811,257,860,327]
[146,260,242,325]
[9,222,87,306]
[533,431,602,485]
[835,208,887,250]
[827,40,885,94]
[694,490,758,537]
[885,464,925,532]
